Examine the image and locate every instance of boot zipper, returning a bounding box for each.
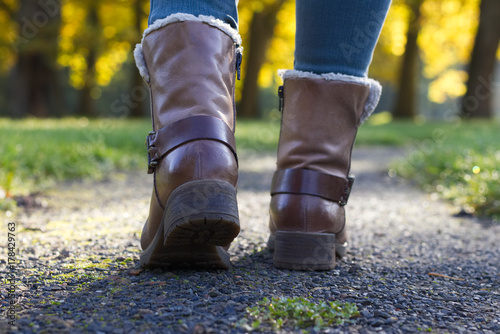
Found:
[235,48,242,80]
[278,85,284,112]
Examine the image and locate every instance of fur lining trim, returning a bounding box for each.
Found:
[278,69,382,124]
[134,14,242,83]
[133,44,149,83]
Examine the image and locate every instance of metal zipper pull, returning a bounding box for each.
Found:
[235,48,242,80]
[278,85,284,112]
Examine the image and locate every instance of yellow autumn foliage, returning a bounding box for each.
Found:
[0,0,19,73]
[58,0,146,89]
[428,69,468,103]
[419,0,480,102]
[259,0,295,88]
[0,0,496,108]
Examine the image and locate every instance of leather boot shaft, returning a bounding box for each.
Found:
[142,21,240,131]
[139,20,240,202]
[276,78,370,178]
[271,78,370,235]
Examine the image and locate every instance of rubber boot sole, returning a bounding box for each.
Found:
[268,231,346,271]
[140,179,240,269]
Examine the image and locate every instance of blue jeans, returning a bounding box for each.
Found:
[148,0,239,28]
[148,0,391,77]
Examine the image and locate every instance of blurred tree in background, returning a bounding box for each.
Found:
[56,0,148,117]
[0,0,498,119]
[391,0,423,119]
[373,0,497,120]
[0,0,149,118]
[461,0,500,118]
[238,0,288,118]
[5,0,63,118]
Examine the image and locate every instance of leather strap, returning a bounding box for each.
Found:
[147,115,237,174]
[271,168,354,206]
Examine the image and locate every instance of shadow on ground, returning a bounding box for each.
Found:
[2,147,499,333]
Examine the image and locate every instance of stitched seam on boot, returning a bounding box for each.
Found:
[196,148,202,179]
[303,199,309,233]
[153,171,165,210]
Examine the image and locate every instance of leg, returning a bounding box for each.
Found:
[268,0,391,270]
[149,0,238,28]
[295,0,391,76]
[135,1,242,269]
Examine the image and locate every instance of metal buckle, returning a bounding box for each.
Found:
[146,131,157,174]
[339,175,355,206]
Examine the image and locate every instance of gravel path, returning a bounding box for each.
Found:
[1,147,499,333]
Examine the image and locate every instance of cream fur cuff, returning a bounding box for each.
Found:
[279,69,382,124]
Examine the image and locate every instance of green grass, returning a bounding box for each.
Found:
[0,118,150,197]
[234,113,495,149]
[1,116,498,220]
[391,121,500,220]
[241,296,359,331]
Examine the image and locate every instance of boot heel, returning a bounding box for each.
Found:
[273,231,336,270]
[140,179,239,269]
[163,179,240,247]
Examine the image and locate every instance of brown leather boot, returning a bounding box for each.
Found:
[134,15,243,269]
[268,70,381,270]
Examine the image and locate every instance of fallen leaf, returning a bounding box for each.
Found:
[128,268,144,276]
[428,272,465,281]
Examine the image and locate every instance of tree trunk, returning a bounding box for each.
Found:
[129,0,147,118]
[392,0,422,120]
[77,1,99,117]
[239,0,285,118]
[9,0,63,118]
[461,0,500,119]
